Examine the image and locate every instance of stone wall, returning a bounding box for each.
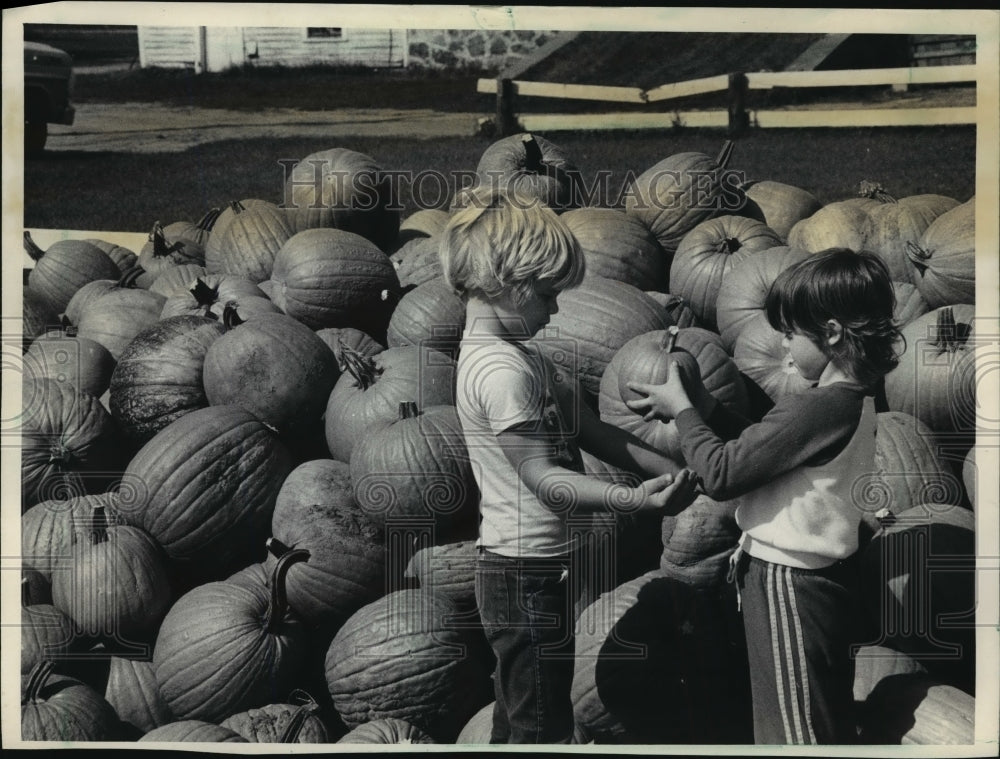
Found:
[406,29,560,73]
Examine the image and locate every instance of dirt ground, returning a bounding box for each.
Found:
[47,103,484,153]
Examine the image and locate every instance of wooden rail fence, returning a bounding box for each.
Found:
[478,64,978,134]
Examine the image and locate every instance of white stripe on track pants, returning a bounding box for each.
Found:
[736,554,860,745]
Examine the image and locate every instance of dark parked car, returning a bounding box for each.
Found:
[24,41,75,156]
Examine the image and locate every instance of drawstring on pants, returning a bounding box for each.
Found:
[726,544,745,612]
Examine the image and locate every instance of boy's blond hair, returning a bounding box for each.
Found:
[440,188,585,306]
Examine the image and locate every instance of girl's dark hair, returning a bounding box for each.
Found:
[765,248,902,388]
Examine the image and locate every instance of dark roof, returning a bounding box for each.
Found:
[517,32,829,89]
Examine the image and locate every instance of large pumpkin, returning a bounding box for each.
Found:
[147,263,209,298]
[624,140,738,254]
[404,540,478,615]
[858,672,975,744]
[893,281,931,327]
[220,701,330,743]
[269,458,387,627]
[152,547,309,723]
[324,589,492,742]
[859,504,976,694]
[659,494,740,588]
[385,277,466,355]
[108,315,225,446]
[203,309,340,436]
[463,132,581,212]
[715,244,811,354]
[23,285,60,352]
[786,199,871,253]
[391,235,444,289]
[21,600,78,675]
[105,656,175,735]
[23,329,116,398]
[86,238,138,276]
[905,197,975,308]
[20,377,119,511]
[742,179,823,242]
[599,327,749,461]
[282,147,400,251]
[24,232,121,314]
[159,273,279,320]
[139,720,248,742]
[350,403,480,545]
[21,660,121,742]
[851,411,964,532]
[204,199,294,283]
[527,275,674,401]
[63,278,118,326]
[137,220,206,278]
[75,282,166,360]
[21,492,121,585]
[884,305,977,439]
[861,189,960,285]
[268,227,401,336]
[561,207,668,291]
[325,344,456,463]
[338,718,436,744]
[669,214,783,330]
[120,404,294,581]
[733,312,812,403]
[50,511,172,642]
[571,570,751,743]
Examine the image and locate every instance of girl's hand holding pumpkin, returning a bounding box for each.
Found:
[627,360,696,421]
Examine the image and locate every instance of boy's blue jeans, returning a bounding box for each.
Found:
[475,548,577,744]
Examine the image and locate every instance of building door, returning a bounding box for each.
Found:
[204,27,245,72]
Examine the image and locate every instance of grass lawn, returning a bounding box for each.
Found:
[23,126,976,234]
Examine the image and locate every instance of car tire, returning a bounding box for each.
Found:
[25,121,47,157]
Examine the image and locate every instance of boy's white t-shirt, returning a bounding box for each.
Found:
[455,336,584,558]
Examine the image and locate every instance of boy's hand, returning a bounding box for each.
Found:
[631,469,699,516]
[626,361,695,421]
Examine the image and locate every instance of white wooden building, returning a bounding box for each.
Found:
[137,27,407,72]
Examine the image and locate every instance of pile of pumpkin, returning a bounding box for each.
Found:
[20,133,979,745]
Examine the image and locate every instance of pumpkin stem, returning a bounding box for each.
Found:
[149,222,186,259]
[904,240,931,278]
[230,200,246,215]
[197,207,223,233]
[23,231,46,262]
[399,401,420,420]
[719,237,742,255]
[48,444,72,466]
[221,301,246,329]
[23,659,55,705]
[933,306,967,354]
[278,698,320,743]
[266,536,291,558]
[89,504,109,545]
[858,180,896,204]
[263,548,310,633]
[117,265,145,289]
[522,134,544,173]
[340,345,381,390]
[661,325,680,353]
[715,140,735,170]
[191,278,221,307]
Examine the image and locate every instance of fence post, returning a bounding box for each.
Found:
[728,72,749,136]
[496,78,517,137]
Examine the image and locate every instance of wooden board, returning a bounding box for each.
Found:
[512,106,975,132]
[747,65,976,89]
